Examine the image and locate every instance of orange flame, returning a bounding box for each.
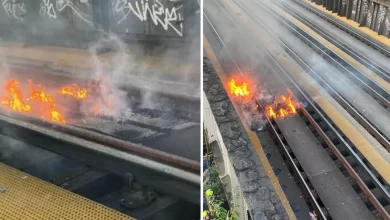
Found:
[28,80,66,123]
[265,90,297,119]
[228,79,250,97]
[0,78,100,123]
[59,84,88,100]
[1,79,32,112]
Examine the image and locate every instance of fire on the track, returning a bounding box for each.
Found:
[265,89,298,119]
[227,75,255,103]
[1,78,98,123]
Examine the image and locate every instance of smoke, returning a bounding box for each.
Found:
[0,0,200,129]
[0,132,63,175]
[85,33,130,119]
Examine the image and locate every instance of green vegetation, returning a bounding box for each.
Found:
[204,163,226,202]
[203,188,240,220]
[203,127,240,220]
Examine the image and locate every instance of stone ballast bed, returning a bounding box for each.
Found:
[203,57,288,220]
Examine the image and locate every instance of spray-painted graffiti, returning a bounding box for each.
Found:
[111,0,184,37]
[377,5,386,31]
[40,0,57,18]
[39,0,93,26]
[362,0,368,15]
[366,2,373,27]
[2,0,26,22]
[385,17,390,36]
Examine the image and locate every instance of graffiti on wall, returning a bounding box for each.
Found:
[2,0,26,22]
[377,5,386,31]
[111,0,184,37]
[39,0,93,26]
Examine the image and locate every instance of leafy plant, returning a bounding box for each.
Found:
[204,189,240,220]
[204,163,226,202]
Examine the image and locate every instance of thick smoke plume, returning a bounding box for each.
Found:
[86,33,130,119]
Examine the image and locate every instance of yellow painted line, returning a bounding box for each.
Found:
[0,162,135,220]
[266,1,390,93]
[305,0,390,47]
[204,36,297,220]
[220,0,390,183]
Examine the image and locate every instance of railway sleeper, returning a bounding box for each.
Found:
[353,166,380,190]
[317,121,329,131]
[333,144,349,156]
[359,187,390,210]
[323,131,339,144]
[310,189,319,200]
[324,147,339,160]
[344,155,359,167]
[320,207,331,219]
[346,176,361,192]
[300,171,308,181]
[310,113,322,122]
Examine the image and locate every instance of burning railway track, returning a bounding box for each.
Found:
[204,2,390,218]
[227,76,300,125]
[252,0,390,153]
[0,70,201,210]
[0,78,99,124]
[0,96,200,202]
[225,67,390,219]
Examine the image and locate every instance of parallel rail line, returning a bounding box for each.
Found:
[271,0,390,153]
[293,0,390,58]
[205,0,390,218]
[280,0,390,83]
[246,0,390,155]
[260,0,390,112]
[0,108,200,204]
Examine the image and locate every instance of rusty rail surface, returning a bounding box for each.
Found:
[0,109,200,174]
[206,0,390,217]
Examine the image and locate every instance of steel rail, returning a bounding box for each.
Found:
[255,0,390,111]
[0,110,200,203]
[292,0,390,58]
[233,0,390,218]
[207,0,390,218]
[249,0,390,153]
[204,6,327,220]
[277,0,390,83]
[0,109,200,173]
[272,0,390,152]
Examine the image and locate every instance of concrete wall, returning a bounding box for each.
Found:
[0,0,199,46]
[203,91,248,220]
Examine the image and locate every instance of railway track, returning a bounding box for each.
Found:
[252,0,390,107]
[0,107,201,197]
[3,63,200,122]
[204,0,390,219]
[292,0,390,58]
[269,0,390,152]
[236,0,390,154]
[0,61,201,219]
[279,0,390,83]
